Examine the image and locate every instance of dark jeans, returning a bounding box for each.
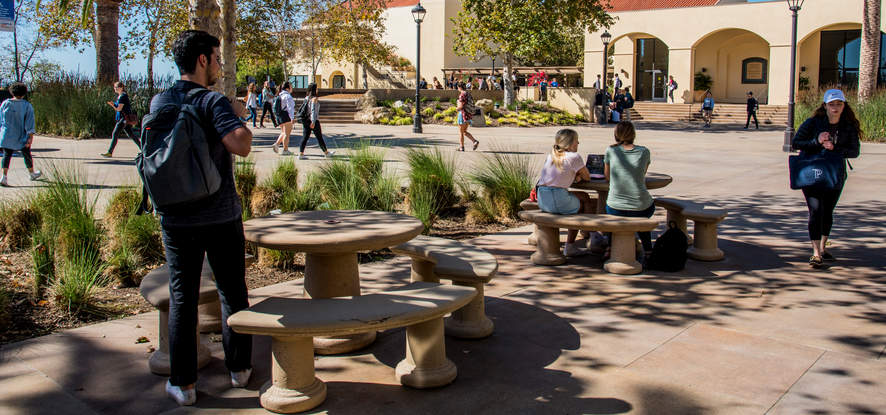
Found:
[299,120,327,153]
[107,118,137,153]
[260,102,277,127]
[2,147,33,169]
[802,185,843,240]
[605,203,656,251]
[745,111,759,128]
[161,219,252,387]
[244,106,257,126]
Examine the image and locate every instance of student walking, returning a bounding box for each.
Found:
[0,82,42,186]
[271,82,295,155]
[102,81,136,157]
[456,82,480,151]
[702,91,715,127]
[259,81,277,128]
[243,83,258,127]
[298,83,334,160]
[147,30,254,406]
[791,89,860,269]
[744,91,759,129]
[667,75,677,104]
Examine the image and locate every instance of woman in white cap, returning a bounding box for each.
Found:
[791,89,860,269]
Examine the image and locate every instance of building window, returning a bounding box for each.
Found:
[332,75,345,89]
[741,58,767,84]
[291,75,309,89]
[819,30,886,87]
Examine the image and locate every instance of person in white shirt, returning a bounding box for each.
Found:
[271,82,295,155]
[536,129,595,257]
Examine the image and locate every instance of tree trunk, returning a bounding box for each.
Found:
[188,0,222,92]
[362,62,368,89]
[147,40,156,93]
[94,0,120,85]
[859,0,881,103]
[503,53,515,107]
[219,0,237,97]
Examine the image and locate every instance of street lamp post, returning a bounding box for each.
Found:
[783,0,804,152]
[412,3,426,133]
[600,31,612,124]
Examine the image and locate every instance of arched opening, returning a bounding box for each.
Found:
[330,71,346,89]
[605,32,670,102]
[800,23,886,89]
[693,28,770,104]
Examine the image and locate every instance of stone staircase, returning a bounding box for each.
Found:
[317,98,360,124]
[627,102,788,126]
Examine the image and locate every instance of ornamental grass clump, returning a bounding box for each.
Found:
[235,156,257,220]
[469,149,536,222]
[313,146,399,211]
[51,246,108,315]
[40,165,103,262]
[0,196,42,251]
[405,147,458,231]
[103,187,163,286]
[30,228,55,298]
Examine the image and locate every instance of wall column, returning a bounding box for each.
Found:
[584,50,605,87]
[768,44,793,105]
[667,47,693,103]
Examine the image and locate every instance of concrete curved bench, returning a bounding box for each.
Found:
[139,261,218,376]
[227,282,476,414]
[391,235,498,339]
[654,198,728,261]
[518,211,658,275]
[519,199,540,246]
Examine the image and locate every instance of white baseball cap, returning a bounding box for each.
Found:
[823,89,846,103]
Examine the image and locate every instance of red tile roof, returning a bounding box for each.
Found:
[607,0,718,12]
[386,0,419,8]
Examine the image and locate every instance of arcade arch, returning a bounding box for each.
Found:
[693,28,770,104]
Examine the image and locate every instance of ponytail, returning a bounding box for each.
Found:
[551,129,578,170]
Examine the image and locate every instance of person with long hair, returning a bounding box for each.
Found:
[243,83,257,127]
[259,81,277,128]
[791,89,860,268]
[101,81,136,157]
[604,121,654,256]
[0,82,42,186]
[536,129,595,257]
[271,82,294,155]
[298,82,334,159]
[456,82,480,151]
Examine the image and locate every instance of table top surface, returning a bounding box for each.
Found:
[244,210,424,253]
[570,172,673,192]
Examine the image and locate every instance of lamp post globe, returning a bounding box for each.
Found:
[412,3,426,133]
[783,0,804,152]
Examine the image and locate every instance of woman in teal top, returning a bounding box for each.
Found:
[604,121,653,252]
[0,83,42,187]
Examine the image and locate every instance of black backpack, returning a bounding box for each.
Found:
[136,88,221,212]
[647,221,689,272]
[272,95,285,121]
[295,98,309,123]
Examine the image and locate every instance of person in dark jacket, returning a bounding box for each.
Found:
[744,91,759,129]
[791,88,860,269]
[102,81,136,157]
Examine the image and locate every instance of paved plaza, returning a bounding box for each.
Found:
[1,123,885,414]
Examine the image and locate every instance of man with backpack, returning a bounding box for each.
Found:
[143,30,253,406]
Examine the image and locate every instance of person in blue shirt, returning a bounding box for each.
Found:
[102,81,136,157]
[702,90,715,127]
[0,83,42,186]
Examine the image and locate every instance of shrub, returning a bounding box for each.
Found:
[449,98,457,105]
[235,156,257,220]
[106,243,141,287]
[378,116,390,124]
[395,116,412,126]
[694,72,713,91]
[406,147,458,223]
[313,150,400,212]
[442,106,458,116]
[795,87,886,142]
[433,113,444,120]
[105,187,140,234]
[257,248,296,270]
[51,246,108,315]
[350,143,385,184]
[265,159,299,194]
[422,107,436,117]
[250,186,278,217]
[443,116,454,123]
[470,149,536,221]
[0,197,42,251]
[120,214,164,264]
[31,229,55,298]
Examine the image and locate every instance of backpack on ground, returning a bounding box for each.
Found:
[295,98,309,123]
[136,88,221,212]
[646,221,689,272]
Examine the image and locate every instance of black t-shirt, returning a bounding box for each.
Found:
[115,93,132,120]
[746,97,758,112]
[149,80,244,227]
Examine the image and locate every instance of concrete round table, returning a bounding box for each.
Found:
[570,172,673,213]
[244,210,424,354]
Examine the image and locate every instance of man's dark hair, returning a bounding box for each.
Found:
[9,82,27,98]
[747,91,753,96]
[173,30,221,75]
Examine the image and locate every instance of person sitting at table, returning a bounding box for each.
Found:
[536,128,594,257]
[604,121,654,256]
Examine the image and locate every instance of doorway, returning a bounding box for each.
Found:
[635,38,669,101]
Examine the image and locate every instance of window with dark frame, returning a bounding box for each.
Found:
[818,29,886,87]
[741,58,767,84]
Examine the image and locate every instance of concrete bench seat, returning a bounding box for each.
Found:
[519,199,540,246]
[391,235,499,339]
[139,260,218,375]
[227,282,476,414]
[654,198,728,261]
[518,211,658,275]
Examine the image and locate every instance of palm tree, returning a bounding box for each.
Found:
[859,0,881,102]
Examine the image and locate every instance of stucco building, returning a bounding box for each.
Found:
[586,0,886,104]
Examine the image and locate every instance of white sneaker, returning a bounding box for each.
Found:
[325,151,335,158]
[297,154,307,160]
[563,243,589,257]
[272,142,279,153]
[165,381,196,406]
[29,170,42,181]
[0,176,7,187]
[280,150,293,156]
[231,368,252,388]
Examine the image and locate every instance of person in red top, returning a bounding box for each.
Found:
[456,82,479,151]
